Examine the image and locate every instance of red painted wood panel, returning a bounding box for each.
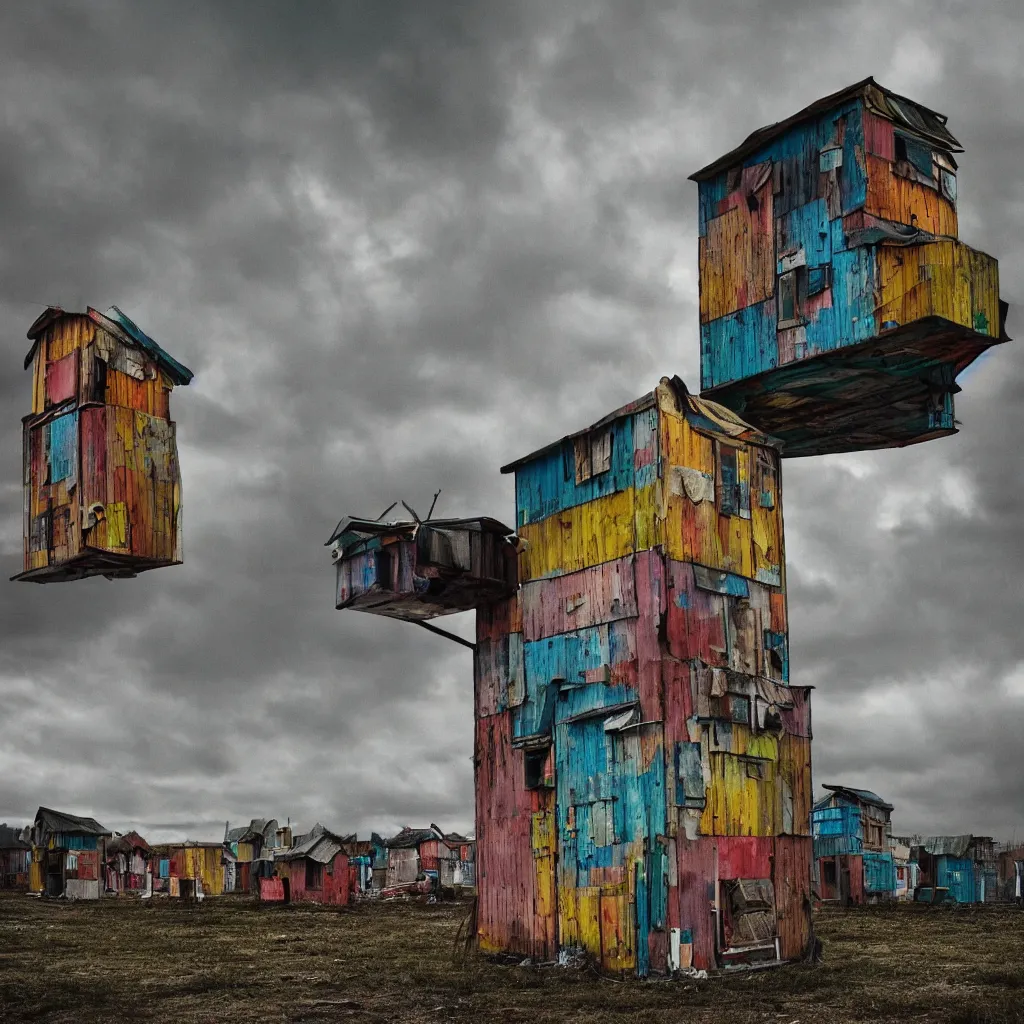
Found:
[45,351,78,407]
[863,110,896,161]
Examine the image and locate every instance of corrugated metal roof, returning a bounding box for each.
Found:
[689,77,961,183]
[386,826,444,849]
[918,835,974,858]
[325,515,514,549]
[821,784,894,811]
[34,806,109,836]
[278,828,351,864]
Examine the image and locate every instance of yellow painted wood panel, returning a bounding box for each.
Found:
[700,750,780,837]
[865,154,958,237]
[660,406,752,576]
[876,241,999,337]
[517,487,640,581]
[699,177,774,324]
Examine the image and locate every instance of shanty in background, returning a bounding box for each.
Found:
[13,306,193,583]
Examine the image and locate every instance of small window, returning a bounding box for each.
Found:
[730,695,750,725]
[524,749,551,789]
[823,860,837,886]
[718,444,740,517]
[807,266,830,297]
[305,860,323,890]
[745,760,766,781]
[778,270,798,324]
[574,427,613,484]
[895,135,908,163]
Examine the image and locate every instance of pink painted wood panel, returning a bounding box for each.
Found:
[521,556,638,642]
[45,351,78,407]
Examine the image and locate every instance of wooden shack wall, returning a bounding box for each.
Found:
[21,313,183,576]
[476,382,811,976]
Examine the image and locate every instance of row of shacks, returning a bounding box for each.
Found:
[811,785,1023,904]
[0,808,474,906]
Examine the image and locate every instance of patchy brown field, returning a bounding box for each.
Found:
[1,893,1023,1023]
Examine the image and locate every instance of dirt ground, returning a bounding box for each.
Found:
[1,892,1022,1023]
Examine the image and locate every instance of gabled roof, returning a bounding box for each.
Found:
[690,77,962,183]
[0,823,29,849]
[277,827,353,864]
[500,376,776,474]
[106,832,150,856]
[23,305,193,386]
[226,818,278,845]
[33,807,109,837]
[386,826,444,850]
[821,785,894,812]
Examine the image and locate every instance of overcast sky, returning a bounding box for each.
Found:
[1,0,1022,845]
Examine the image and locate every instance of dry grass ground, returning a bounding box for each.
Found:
[1,892,1022,1023]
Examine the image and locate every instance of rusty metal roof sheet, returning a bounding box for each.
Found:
[917,835,974,858]
[326,514,513,550]
[690,77,961,183]
[821,784,894,811]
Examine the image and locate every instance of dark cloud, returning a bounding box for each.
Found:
[1,0,1023,844]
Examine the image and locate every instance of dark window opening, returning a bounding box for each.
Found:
[823,860,837,887]
[895,135,908,163]
[718,445,740,517]
[305,860,323,890]
[90,358,107,404]
[778,270,798,324]
[524,749,551,789]
[375,549,393,590]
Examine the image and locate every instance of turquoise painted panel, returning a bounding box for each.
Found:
[514,415,635,527]
[777,199,832,269]
[936,857,975,903]
[515,408,660,527]
[699,299,778,390]
[863,852,896,893]
[48,412,77,484]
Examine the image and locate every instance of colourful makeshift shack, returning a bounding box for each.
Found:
[912,835,998,904]
[691,78,1008,457]
[104,831,151,894]
[149,841,234,898]
[812,785,895,904]
[225,818,281,893]
[0,823,31,890]
[334,376,813,975]
[13,305,193,583]
[28,807,111,899]
[260,825,351,906]
[328,515,519,619]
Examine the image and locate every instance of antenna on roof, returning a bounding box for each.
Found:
[375,502,398,522]
[426,489,441,521]
[401,500,422,523]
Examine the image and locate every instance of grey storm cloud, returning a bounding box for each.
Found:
[1,0,1023,843]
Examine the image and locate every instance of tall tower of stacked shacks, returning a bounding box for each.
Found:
[331,78,1006,975]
